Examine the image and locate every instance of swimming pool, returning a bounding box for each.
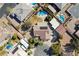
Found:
[58,15,65,23]
[32,3,37,5]
[37,10,48,16]
[31,3,37,11]
[6,43,13,49]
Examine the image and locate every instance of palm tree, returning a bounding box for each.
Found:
[44,15,52,22]
[21,22,32,32]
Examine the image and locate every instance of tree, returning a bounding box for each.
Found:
[0,45,4,50]
[28,37,43,49]
[0,50,7,56]
[70,39,79,55]
[16,25,20,30]
[44,15,52,22]
[0,44,7,56]
[50,43,61,56]
[28,38,34,44]
[12,33,17,40]
[27,50,32,56]
[38,41,43,46]
[21,22,32,31]
[29,43,35,49]
[28,38,39,47]
[6,7,14,14]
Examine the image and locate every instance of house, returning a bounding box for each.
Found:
[48,5,57,14]
[15,45,27,56]
[10,38,29,55]
[0,20,17,46]
[56,24,73,54]
[49,17,60,29]
[66,18,79,35]
[9,4,33,23]
[48,3,61,13]
[33,22,50,41]
[68,4,79,18]
[55,3,67,10]
[20,38,29,50]
[11,44,28,56]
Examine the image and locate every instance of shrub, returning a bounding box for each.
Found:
[28,37,44,49]
[12,33,17,40]
[28,50,32,55]
[50,43,61,56]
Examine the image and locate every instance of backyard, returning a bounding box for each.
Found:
[25,15,43,26]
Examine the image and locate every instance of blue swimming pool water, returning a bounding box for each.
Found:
[58,15,65,23]
[32,3,37,5]
[37,10,48,16]
[6,44,13,49]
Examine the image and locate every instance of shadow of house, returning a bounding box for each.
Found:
[51,30,60,42]
[73,24,79,39]
[0,3,17,18]
[46,47,53,56]
[30,27,34,37]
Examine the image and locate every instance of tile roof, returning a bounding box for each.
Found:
[33,23,50,41]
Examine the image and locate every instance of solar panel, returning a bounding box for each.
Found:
[40,27,47,29]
